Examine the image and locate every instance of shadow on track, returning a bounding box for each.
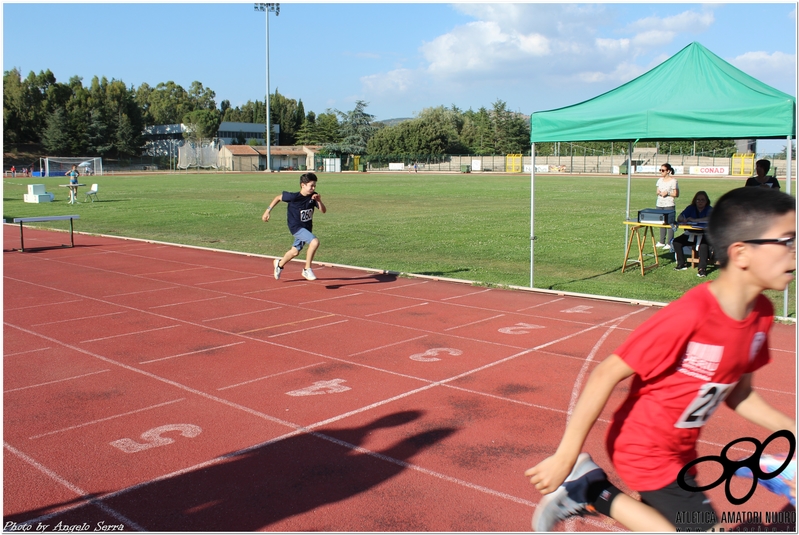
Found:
[6,410,458,531]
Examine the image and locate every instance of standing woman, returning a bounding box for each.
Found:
[655,163,679,248]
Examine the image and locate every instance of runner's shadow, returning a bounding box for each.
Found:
[6,410,456,531]
[325,272,399,289]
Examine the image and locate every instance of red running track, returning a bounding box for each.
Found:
[3,225,796,532]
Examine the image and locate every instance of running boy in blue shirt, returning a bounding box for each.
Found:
[262,172,326,281]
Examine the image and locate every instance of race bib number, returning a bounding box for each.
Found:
[674,382,736,429]
[300,209,313,222]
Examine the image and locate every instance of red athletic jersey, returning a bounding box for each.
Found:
[606,283,773,491]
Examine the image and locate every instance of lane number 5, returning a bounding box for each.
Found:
[110,424,202,453]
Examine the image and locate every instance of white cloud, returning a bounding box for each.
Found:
[361,68,417,94]
[730,51,797,91]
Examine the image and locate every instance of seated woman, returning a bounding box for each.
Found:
[673,191,712,277]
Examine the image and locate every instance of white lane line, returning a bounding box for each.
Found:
[217,362,325,391]
[28,399,185,440]
[516,297,565,312]
[5,369,111,394]
[104,287,180,298]
[31,311,128,327]
[148,295,227,309]
[3,347,52,357]
[365,302,429,317]
[3,442,145,531]
[440,288,492,301]
[202,306,282,322]
[195,275,260,286]
[348,335,429,357]
[139,341,247,364]
[268,320,349,338]
[444,314,505,332]
[81,324,181,343]
[140,266,207,276]
[567,311,643,419]
[376,280,429,291]
[3,299,83,311]
[299,292,364,305]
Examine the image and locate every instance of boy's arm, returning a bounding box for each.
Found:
[725,374,796,433]
[262,195,283,222]
[313,194,326,213]
[525,354,634,494]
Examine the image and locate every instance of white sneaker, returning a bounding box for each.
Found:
[655,242,665,248]
[531,453,606,531]
[273,259,282,280]
[302,268,317,281]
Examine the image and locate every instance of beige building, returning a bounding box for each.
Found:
[219,145,323,172]
[253,146,322,171]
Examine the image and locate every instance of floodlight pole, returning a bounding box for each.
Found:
[255,3,279,172]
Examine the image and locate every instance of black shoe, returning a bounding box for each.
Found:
[697,270,706,278]
[674,264,687,271]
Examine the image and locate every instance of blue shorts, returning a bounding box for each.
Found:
[291,228,316,252]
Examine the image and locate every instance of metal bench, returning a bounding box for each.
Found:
[11,215,80,252]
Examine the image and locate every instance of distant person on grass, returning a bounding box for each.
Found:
[746,159,780,189]
[526,187,796,531]
[673,191,713,277]
[655,163,679,249]
[262,172,326,281]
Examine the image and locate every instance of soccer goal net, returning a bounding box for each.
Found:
[177,139,221,170]
[44,157,103,177]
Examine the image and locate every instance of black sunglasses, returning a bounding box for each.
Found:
[742,237,795,249]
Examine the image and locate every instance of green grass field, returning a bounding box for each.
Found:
[3,171,795,317]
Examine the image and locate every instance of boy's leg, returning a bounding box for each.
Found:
[274,247,299,279]
[277,247,299,269]
[533,454,677,532]
[304,238,320,269]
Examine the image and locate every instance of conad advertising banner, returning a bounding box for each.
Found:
[689,166,729,175]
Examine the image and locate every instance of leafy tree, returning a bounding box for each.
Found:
[87,109,113,156]
[326,100,376,157]
[41,107,72,155]
[183,109,222,144]
[188,81,217,111]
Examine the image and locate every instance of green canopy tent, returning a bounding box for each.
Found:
[528,42,796,313]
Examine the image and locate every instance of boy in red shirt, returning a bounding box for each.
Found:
[526,187,796,531]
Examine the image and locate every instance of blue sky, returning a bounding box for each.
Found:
[3,2,797,152]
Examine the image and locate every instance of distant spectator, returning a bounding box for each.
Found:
[655,163,679,249]
[10,165,16,177]
[745,159,779,189]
